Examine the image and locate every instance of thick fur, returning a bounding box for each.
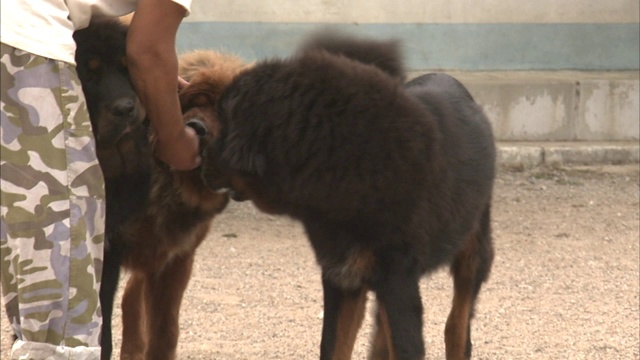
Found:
[298,30,405,82]
[178,49,249,83]
[198,32,496,359]
[74,21,151,360]
[74,19,245,360]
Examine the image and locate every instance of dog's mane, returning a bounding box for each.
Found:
[214,50,425,184]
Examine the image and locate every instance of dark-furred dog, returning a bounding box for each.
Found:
[74,18,245,360]
[191,32,495,359]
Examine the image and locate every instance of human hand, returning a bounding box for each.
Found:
[154,125,202,170]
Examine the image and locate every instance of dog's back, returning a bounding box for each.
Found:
[404,73,495,201]
[406,72,475,101]
[404,72,495,267]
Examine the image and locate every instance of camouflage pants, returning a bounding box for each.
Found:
[1,44,105,359]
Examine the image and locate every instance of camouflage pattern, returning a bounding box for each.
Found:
[1,44,105,359]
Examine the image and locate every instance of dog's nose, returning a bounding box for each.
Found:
[111,98,136,118]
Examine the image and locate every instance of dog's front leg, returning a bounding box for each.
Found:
[144,253,195,360]
[319,278,367,360]
[99,244,124,360]
[120,272,148,360]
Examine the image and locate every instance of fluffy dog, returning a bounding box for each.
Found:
[74,19,246,360]
[193,32,496,359]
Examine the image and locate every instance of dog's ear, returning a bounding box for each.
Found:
[216,93,266,177]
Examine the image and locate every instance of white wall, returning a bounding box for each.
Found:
[187,0,640,24]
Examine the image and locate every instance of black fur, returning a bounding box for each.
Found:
[298,30,405,81]
[201,31,496,359]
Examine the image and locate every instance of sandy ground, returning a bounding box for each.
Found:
[2,165,639,359]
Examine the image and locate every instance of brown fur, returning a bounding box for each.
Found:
[178,49,249,83]
[74,19,248,360]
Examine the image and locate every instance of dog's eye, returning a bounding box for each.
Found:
[88,58,101,71]
[78,58,104,83]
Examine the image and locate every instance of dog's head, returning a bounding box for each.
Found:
[178,50,250,152]
[74,18,149,178]
[178,51,251,200]
[176,51,256,205]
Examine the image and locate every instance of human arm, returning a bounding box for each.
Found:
[126,0,200,170]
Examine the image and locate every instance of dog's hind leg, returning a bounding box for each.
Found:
[144,253,195,360]
[120,272,148,360]
[319,278,367,360]
[444,206,494,360]
[370,248,425,360]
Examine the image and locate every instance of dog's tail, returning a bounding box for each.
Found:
[298,30,405,81]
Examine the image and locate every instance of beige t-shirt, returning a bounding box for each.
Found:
[0,0,191,65]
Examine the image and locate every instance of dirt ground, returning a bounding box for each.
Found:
[2,165,639,359]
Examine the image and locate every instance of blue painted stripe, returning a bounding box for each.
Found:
[176,22,640,71]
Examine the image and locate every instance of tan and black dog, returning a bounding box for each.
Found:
[74,18,247,360]
[190,32,496,360]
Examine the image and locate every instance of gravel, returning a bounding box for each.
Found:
[2,165,639,359]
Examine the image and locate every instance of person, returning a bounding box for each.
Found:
[0,0,199,358]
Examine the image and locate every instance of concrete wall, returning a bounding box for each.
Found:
[187,0,639,23]
[177,1,640,142]
[445,72,640,141]
[178,0,640,71]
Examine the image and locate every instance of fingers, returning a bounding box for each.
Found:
[154,78,196,169]
[155,126,202,170]
[178,76,189,91]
